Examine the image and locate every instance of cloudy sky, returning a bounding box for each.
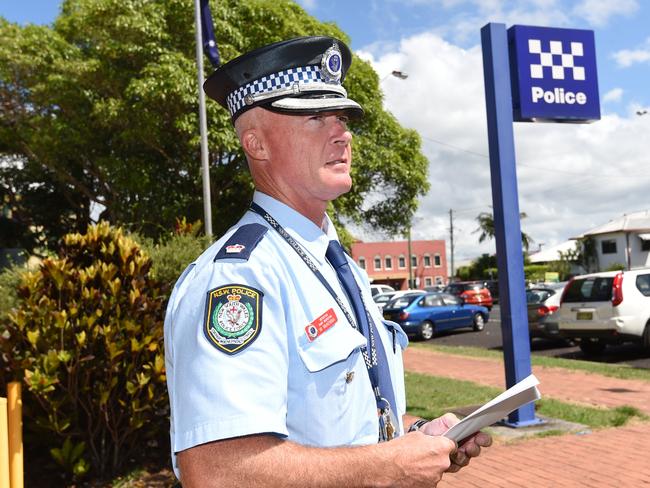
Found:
[295,0,650,264]
[2,0,649,265]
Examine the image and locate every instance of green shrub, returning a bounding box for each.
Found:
[141,218,213,291]
[0,222,167,480]
[605,262,626,272]
[0,264,24,321]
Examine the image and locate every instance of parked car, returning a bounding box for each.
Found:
[526,282,567,341]
[444,281,493,310]
[374,290,425,311]
[383,292,489,341]
[483,280,499,304]
[370,284,395,297]
[558,269,650,355]
[424,285,445,292]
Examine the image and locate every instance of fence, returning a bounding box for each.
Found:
[0,382,23,488]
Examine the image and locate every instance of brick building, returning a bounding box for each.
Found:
[350,240,448,290]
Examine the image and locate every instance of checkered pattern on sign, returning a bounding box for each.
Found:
[528,39,585,81]
[226,66,323,116]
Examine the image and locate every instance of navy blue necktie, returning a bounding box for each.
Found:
[325,240,397,419]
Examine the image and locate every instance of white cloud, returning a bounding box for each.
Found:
[357,31,650,263]
[602,88,623,103]
[613,38,650,67]
[572,0,639,26]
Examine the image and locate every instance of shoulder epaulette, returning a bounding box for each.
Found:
[213,223,268,262]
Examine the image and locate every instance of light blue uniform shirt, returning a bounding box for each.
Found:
[164,191,408,476]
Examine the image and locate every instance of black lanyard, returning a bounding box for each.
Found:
[249,202,384,399]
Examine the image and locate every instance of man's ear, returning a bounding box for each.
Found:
[240,129,268,161]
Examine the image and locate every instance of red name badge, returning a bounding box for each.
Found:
[305,308,338,342]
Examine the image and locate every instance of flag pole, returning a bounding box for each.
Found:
[193,0,213,236]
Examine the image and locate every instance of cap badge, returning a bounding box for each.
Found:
[321,44,342,83]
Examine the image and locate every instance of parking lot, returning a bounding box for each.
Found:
[424,305,650,370]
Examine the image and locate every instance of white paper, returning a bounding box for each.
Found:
[443,373,541,442]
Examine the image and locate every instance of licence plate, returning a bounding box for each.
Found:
[576,311,593,320]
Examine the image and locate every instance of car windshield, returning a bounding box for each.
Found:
[526,289,553,304]
[444,284,466,294]
[563,277,613,302]
[386,294,421,309]
[374,294,394,304]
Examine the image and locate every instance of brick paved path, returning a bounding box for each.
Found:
[439,423,650,487]
[403,348,650,487]
[404,348,650,414]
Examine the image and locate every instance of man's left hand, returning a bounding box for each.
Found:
[419,413,493,473]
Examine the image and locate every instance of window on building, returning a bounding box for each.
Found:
[411,255,418,267]
[424,254,431,267]
[385,255,393,270]
[601,239,617,254]
[358,257,366,269]
[424,277,433,287]
[434,254,441,267]
[398,255,406,269]
[641,237,650,252]
[374,256,382,270]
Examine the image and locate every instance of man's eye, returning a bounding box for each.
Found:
[309,115,324,122]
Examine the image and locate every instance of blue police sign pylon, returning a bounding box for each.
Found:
[481,22,599,426]
[481,23,541,428]
[509,25,600,122]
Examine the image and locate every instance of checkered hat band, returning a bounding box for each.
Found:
[226,65,324,116]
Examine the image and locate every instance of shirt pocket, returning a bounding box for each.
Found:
[297,323,367,372]
[382,319,409,352]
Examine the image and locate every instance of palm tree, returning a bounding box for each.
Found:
[474,212,532,251]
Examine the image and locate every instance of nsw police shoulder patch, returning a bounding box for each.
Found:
[204,284,263,355]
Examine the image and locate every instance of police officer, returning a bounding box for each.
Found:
[164,36,491,487]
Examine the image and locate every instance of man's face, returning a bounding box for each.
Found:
[262,110,353,205]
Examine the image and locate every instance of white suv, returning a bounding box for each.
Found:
[370,284,395,297]
[558,268,650,355]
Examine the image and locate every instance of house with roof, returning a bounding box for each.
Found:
[528,210,650,273]
[574,210,650,271]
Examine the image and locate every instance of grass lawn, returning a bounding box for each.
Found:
[412,343,650,382]
[405,371,648,428]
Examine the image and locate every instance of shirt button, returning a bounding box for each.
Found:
[345,371,355,383]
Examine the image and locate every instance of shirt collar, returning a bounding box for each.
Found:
[251,191,339,266]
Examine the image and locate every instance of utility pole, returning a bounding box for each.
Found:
[407,226,413,289]
[449,209,455,283]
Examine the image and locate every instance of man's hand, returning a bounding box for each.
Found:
[419,413,493,473]
[382,430,457,487]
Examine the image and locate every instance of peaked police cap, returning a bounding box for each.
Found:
[203,36,363,122]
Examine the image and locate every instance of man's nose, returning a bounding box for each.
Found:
[331,120,352,145]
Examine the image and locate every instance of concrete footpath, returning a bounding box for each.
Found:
[403,347,650,487]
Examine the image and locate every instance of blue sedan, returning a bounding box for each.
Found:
[382,292,490,341]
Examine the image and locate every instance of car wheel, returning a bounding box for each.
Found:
[579,339,606,356]
[643,321,650,350]
[472,313,485,331]
[419,321,435,341]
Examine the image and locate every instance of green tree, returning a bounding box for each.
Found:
[556,237,597,274]
[474,211,532,251]
[0,0,429,251]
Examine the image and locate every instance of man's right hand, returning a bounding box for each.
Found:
[378,430,457,486]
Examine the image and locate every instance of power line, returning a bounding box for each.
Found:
[420,133,650,179]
